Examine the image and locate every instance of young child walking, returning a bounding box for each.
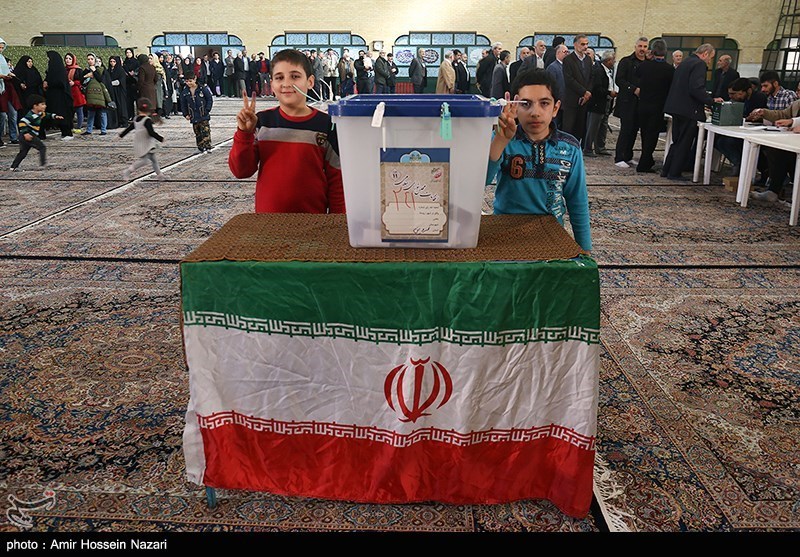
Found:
[179,72,214,153]
[119,97,165,180]
[9,94,64,171]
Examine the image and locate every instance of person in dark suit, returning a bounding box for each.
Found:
[635,39,675,173]
[711,55,739,101]
[409,48,427,94]
[561,34,594,143]
[584,50,616,157]
[476,42,501,96]
[543,36,565,68]
[452,49,470,94]
[613,37,648,167]
[661,44,724,180]
[490,50,511,99]
[509,47,531,86]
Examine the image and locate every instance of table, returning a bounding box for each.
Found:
[737,132,800,225]
[180,213,601,518]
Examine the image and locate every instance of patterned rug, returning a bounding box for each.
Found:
[0,259,602,532]
[1,98,799,533]
[600,267,800,531]
[1,260,797,531]
[0,178,254,260]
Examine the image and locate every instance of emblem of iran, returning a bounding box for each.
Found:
[384,357,453,423]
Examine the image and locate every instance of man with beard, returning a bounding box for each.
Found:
[613,37,648,168]
[452,49,469,94]
[561,34,594,144]
[476,42,501,96]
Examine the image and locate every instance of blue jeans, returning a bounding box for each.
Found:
[75,105,85,129]
[85,107,107,133]
[0,103,18,141]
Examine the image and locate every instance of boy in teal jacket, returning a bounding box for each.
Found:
[487,69,592,252]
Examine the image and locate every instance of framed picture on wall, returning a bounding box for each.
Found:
[468,46,488,67]
[393,46,415,66]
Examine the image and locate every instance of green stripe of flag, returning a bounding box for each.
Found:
[180,258,600,333]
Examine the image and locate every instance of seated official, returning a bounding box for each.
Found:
[714,77,768,175]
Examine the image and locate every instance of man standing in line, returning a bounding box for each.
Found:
[386,53,398,94]
[613,37,648,168]
[241,48,252,96]
[224,50,235,97]
[544,36,566,68]
[374,50,391,95]
[490,50,511,99]
[522,40,547,72]
[635,39,674,173]
[509,47,531,86]
[476,42,501,96]
[409,48,427,94]
[661,44,723,181]
[671,50,683,69]
[584,50,616,157]
[561,34,593,144]
[436,51,456,94]
[452,49,470,94]
[547,44,569,129]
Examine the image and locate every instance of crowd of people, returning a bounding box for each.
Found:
[1,35,799,204]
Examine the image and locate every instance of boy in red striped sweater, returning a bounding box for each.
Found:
[229,49,345,214]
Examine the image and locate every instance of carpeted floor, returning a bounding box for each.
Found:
[0,99,798,533]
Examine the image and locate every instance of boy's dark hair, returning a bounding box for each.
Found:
[729,77,753,92]
[760,70,780,84]
[270,48,313,79]
[184,72,196,80]
[650,39,667,58]
[511,68,560,101]
[28,94,46,106]
[499,50,511,63]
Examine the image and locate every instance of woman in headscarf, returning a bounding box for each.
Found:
[160,53,175,119]
[43,50,74,140]
[193,57,207,86]
[81,52,111,134]
[122,48,139,122]
[12,55,43,113]
[136,53,157,114]
[102,55,128,127]
[64,52,86,132]
[149,53,165,115]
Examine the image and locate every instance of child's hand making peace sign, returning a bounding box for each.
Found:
[237,91,258,132]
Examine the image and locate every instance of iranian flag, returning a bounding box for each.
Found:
[182,257,600,518]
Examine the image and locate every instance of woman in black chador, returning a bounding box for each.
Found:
[12,55,44,112]
[103,55,129,127]
[43,50,74,139]
[122,48,139,122]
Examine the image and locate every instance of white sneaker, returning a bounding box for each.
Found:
[61,136,74,141]
[614,161,630,168]
[750,190,778,202]
[627,159,637,165]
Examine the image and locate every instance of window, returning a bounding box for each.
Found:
[33,33,118,47]
[763,37,800,89]
[392,31,491,79]
[269,32,367,61]
[656,35,739,84]
[519,33,615,60]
